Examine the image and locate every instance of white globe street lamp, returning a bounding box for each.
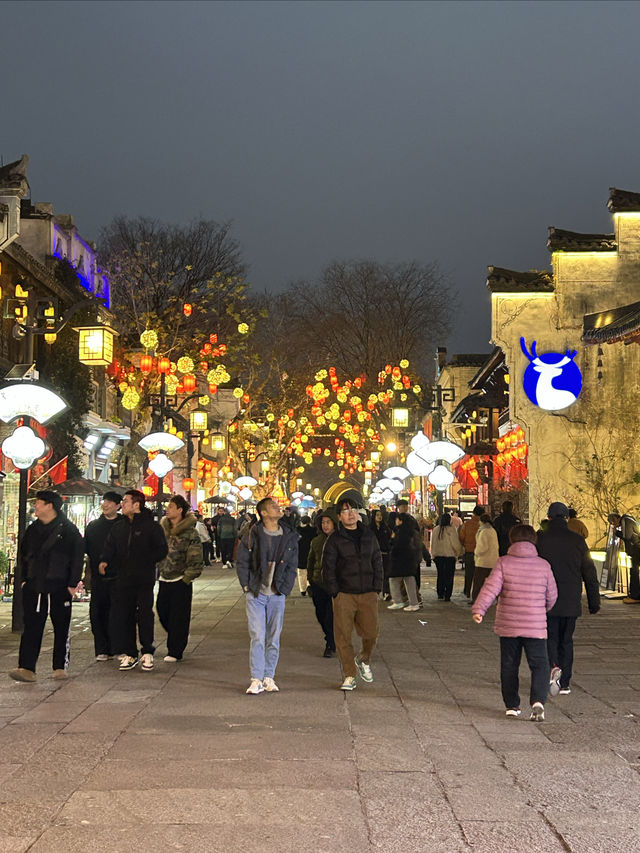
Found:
[1,426,45,469]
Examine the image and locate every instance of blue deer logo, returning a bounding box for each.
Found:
[520,338,582,411]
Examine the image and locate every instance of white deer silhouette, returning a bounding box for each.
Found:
[520,338,579,410]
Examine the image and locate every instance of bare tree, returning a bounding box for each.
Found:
[286,260,454,381]
[99,216,250,357]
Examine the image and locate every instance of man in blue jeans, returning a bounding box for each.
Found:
[236,497,298,694]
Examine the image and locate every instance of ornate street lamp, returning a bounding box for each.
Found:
[75,324,117,366]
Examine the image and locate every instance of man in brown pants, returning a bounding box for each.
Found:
[322,499,383,690]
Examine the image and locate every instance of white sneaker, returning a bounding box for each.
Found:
[95,654,109,662]
[387,602,406,610]
[549,666,562,697]
[119,655,138,671]
[340,676,357,691]
[355,657,373,683]
[403,604,420,612]
[163,655,178,663]
[505,708,521,718]
[246,678,265,695]
[140,653,154,671]
[263,677,279,692]
[530,702,545,722]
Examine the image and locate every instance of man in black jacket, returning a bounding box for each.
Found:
[84,491,122,661]
[493,501,521,557]
[9,490,84,683]
[322,498,383,691]
[537,501,600,695]
[99,489,167,673]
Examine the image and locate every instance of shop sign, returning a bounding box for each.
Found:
[520,338,582,411]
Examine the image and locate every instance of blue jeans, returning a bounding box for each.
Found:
[245,592,286,679]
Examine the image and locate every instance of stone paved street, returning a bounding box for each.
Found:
[0,564,639,852]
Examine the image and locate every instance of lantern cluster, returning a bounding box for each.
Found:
[496,426,527,467]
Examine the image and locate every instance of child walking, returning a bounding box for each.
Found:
[472,524,558,721]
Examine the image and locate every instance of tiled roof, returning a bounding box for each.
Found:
[547,227,616,253]
[608,187,640,213]
[486,266,553,294]
[583,300,640,345]
[448,354,492,368]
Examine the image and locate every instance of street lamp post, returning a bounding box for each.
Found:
[0,382,68,631]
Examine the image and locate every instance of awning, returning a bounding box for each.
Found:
[582,300,640,345]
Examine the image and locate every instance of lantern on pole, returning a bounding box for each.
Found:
[75,324,117,366]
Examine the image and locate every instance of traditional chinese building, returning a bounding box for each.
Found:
[489,187,640,546]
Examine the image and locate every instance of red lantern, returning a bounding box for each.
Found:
[183,303,193,317]
[140,354,153,374]
[182,477,195,491]
[157,357,171,374]
[208,383,218,394]
[183,374,197,393]
[496,438,506,453]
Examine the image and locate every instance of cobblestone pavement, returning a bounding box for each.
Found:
[0,563,638,852]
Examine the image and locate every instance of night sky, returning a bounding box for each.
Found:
[3,0,640,356]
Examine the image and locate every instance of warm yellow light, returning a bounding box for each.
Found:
[370,451,380,463]
[386,441,397,453]
[190,411,208,432]
[210,431,226,452]
[261,459,270,471]
[140,329,159,350]
[392,407,409,428]
[44,333,57,344]
[76,325,117,366]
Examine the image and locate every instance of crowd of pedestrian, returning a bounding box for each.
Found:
[6,489,605,723]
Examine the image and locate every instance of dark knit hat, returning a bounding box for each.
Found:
[548,501,569,518]
[36,490,63,512]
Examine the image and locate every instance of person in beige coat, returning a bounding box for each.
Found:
[471,515,499,602]
[431,513,464,601]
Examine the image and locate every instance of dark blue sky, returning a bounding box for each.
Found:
[3,0,639,354]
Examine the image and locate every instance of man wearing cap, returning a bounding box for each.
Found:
[537,502,600,696]
[9,490,84,683]
[84,491,122,661]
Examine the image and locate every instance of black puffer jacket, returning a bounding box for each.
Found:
[21,514,84,593]
[537,517,600,617]
[100,508,168,585]
[84,514,121,579]
[322,523,383,596]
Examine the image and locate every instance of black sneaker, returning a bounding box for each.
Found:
[323,646,335,658]
[119,655,139,671]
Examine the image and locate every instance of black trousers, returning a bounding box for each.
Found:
[89,576,115,656]
[309,583,335,650]
[547,615,577,688]
[114,581,155,658]
[19,584,72,672]
[463,551,475,597]
[500,636,549,708]
[220,539,234,564]
[156,580,193,659]
[435,556,456,600]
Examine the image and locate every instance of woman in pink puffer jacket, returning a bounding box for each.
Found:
[472,524,558,722]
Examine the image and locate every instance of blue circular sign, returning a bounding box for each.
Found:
[520,338,582,411]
